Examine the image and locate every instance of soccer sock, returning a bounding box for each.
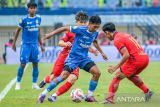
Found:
[44,75,51,83]
[107,77,121,101]
[128,76,149,93]
[47,76,63,92]
[17,66,24,82]
[55,81,72,96]
[32,66,39,83]
[87,80,98,97]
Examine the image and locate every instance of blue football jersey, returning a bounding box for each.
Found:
[18,14,41,44]
[69,26,98,58]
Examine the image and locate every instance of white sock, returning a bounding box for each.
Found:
[87,90,93,97]
[52,93,57,97]
[32,83,37,86]
[41,89,49,95]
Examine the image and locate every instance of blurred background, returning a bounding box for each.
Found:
[0,0,160,64]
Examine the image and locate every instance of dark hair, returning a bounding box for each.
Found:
[75,11,89,23]
[102,22,116,32]
[27,2,37,8]
[89,15,101,24]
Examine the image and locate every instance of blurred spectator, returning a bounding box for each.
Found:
[45,0,53,8]
[145,0,151,7]
[0,0,7,7]
[60,0,68,8]
[3,38,13,64]
[153,0,159,7]
[135,0,143,7]
[145,37,156,45]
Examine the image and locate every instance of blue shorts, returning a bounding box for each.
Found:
[20,44,39,64]
[64,56,94,72]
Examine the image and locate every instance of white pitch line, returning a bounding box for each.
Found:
[0,64,29,102]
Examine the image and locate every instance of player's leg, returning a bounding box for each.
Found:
[15,44,30,90]
[31,62,40,89]
[49,68,79,101]
[39,53,67,88]
[15,63,26,90]
[81,61,101,102]
[127,56,153,102]
[102,70,125,104]
[38,66,71,103]
[30,44,40,89]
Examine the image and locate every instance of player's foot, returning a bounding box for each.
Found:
[48,95,57,102]
[85,96,97,102]
[99,100,114,104]
[38,94,46,103]
[145,90,154,102]
[39,80,46,88]
[15,82,20,90]
[32,83,40,89]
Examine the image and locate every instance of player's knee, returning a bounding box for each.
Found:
[60,71,70,80]
[93,70,101,79]
[67,75,77,84]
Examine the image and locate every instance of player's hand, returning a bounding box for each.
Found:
[12,44,16,52]
[108,66,116,74]
[40,45,45,52]
[102,53,108,60]
[65,42,72,47]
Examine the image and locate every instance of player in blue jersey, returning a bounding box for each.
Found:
[12,2,44,90]
[38,16,108,103]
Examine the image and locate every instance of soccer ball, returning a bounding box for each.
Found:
[70,88,85,102]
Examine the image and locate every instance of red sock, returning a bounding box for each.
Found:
[107,77,121,101]
[44,75,51,83]
[56,82,72,96]
[128,76,149,93]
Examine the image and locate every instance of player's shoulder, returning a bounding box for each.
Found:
[20,15,28,20]
[35,14,41,19]
[36,14,41,18]
[66,31,75,37]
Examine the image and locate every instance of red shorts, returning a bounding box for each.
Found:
[121,55,149,77]
[51,52,79,77]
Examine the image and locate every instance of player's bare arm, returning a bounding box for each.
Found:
[88,47,98,56]
[12,27,21,52]
[108,47,130,74]
[58,40,72,47]
[38,28,45,52]
[43,26,70,40]
[93,39,108,60]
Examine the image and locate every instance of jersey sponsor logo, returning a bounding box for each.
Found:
[28,27,38,31]
[79,43,90,48]
[27,22,32,24]
[83,36,89,39]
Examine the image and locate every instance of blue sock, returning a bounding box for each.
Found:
[17,66,24,82]
[47,76,63,92]
[32,66,39,83]
[89,80,98,92]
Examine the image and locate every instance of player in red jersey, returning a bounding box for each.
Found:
[101,22,153,104]
[39,12,98,98]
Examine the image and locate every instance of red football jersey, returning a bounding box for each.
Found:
[60,31,75,53]
[114,32,146,58]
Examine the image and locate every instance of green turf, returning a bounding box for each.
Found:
[0,62,160,107]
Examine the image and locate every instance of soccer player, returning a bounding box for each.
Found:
[12,2,44,90]
[39,12,98,99]
[101,22,153,104]
[38,15,108,103]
